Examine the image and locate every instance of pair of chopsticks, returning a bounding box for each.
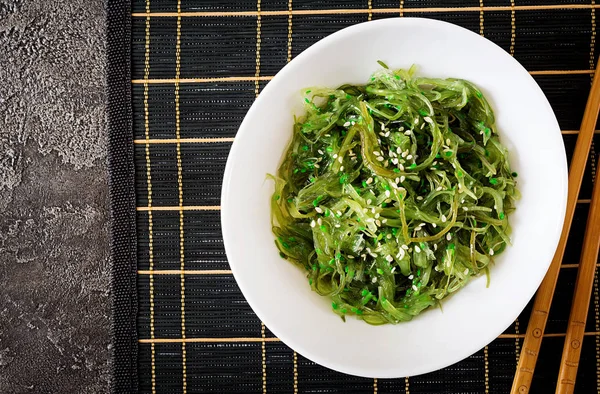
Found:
[511,61,600,394]
[556,158,600,392]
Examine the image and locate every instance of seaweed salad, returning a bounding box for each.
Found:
[269,64,519,325]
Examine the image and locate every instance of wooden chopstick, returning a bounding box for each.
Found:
[555,167,600,393]
[511,60,600,394]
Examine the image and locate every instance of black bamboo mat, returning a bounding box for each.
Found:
[108,1,600,392]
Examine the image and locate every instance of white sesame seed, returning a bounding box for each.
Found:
[340,166,344,171]
[436,186,442,191]
[376,219,382,226]
[432,223,437,228]
[392,158,399,165]
[404,130,412,136]
[415,245,421,253]
[400,176,406,183]
[325,134,331,137]
[375,213,380,218]
[373,151,380,156]
[399,127,405,132]
[314,163,320,168]
[333,154,338,159]
[406,154,413,160]
[395,177,400,184]
[446,138,451,145]
[396,249,406,260]
[386,255,394,262]
[315,207,323,213]
[336,210,342,216]
[351,121,356,125]
[412,285,419,291]
[433,243,438,251]
[489,249,495,256]
[366,177,373,184]
[396,147,402,154]
[463,207,469,211]
[433,161,437,165]
[399,164,404,171]
[338,156,343,163]
[385,190,391,197]
[408,275,414,280]
[366,199,372,205]
[318,149,324,155]
[446,233,452,241]
[363,208,368,213]
[343,121,351,127]
[385,131,390,137]
[402,244,409,250]
[367,218,374,223]
[416,196,423,200]
[376,156,385,162]
[380,122,386,131]
[414,118,419,124]
[382,219,387,223]
[310,220,316,228]
[372,277,378,283]
[335,224,341,228]
[420,122,425,129]
[371,207,376,214]
[391,267,396,273]
[441,214,447,223]
[464,269,469,275]
[387,234,392,239]
[317,218,322,225]
[347,255,355,259]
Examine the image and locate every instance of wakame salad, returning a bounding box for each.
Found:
[269,64,519,325]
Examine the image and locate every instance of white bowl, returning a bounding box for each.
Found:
[221,18,567,378]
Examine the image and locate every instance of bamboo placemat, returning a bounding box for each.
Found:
[108,1,600,392]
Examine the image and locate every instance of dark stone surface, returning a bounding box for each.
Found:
[0,0,110,393]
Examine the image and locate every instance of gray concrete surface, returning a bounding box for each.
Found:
[0,0,110,393]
